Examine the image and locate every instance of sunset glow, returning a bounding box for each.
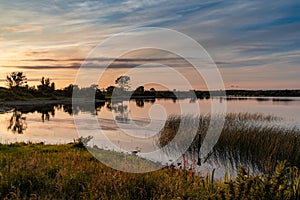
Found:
[0,0,299,89]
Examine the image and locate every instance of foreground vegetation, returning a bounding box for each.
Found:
[0,142,299,199]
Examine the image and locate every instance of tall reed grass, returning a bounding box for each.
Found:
[158,113,300,173]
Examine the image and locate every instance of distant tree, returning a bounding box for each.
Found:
[38,77,55,93]
[50,82,55,91]
[90,84,98,90]
[115,76,130,91]
[106,86,115,94]
[63,84,79,97]
[135,86,145,93]
[150,88,156,92]
[42,77,50,87]
[6,72,27,88]
[95,89,105,100]
[28,86,36,91]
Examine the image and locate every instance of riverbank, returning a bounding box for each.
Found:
[0,142,299,199]
[2,85,300,104]
[1,96,299,109]
[0,99,72,107]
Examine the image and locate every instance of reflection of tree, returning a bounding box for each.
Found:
[107,101,129,123]
[62,104,74,115]
[189,97,196,103]
[135,99,144,108]
[40,105,55,122]
[133,98,156,108]
[145,98,156,104]
[7,111,27,134]
[16,104,56,122]
[6,102,107,134]
[69,101,105,116]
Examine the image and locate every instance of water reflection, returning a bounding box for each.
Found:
[40,105,55,122]
[8,111,27,134]
[72,101,105,115]
[1,97,299,177]
[144,98,156,104]
[135,99,144,108]
[107,101,129,123]
[6,104,60,134]
[5,102,106,134]
[2,97,299,136]
[158,113,300,175]
[62,104,73,115]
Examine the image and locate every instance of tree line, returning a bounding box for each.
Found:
[2,72,73,100]
[2,71,299,102]
[1,72,158,101]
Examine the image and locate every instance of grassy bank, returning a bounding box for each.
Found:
[159,113,300,173]
[0,142,299,199]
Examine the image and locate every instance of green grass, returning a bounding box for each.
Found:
[0,142,299,199]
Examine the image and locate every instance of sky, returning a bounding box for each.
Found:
[0,0,300,90]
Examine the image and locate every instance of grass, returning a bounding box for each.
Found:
[0,142,299,199]
[158,113,300,173]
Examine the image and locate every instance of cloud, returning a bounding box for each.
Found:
[20,57,185,63]
[0,0,299,89]
[23,51,53,57]
[0,78,41,82]
[2,24,43,33]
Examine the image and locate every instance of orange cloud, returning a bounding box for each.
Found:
[23,51,54,57]
[3,24,42,33]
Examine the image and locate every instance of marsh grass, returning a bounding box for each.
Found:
[87,146,163,173]
[159,113,300,173]
[0,142,299,199]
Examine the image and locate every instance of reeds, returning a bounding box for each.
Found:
[158,113,300,173]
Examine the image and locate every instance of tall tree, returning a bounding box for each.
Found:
[41,77,50,87]
[38,77,55,92]
[6,72,27,88]
[115,76,130,91]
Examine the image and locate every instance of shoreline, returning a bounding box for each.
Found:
[0,98,73,106]
[1,95,300,107]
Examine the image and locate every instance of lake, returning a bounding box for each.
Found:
[0,97,299,176]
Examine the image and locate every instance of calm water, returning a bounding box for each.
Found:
[1,97,299,176]
[1,97,299,143]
